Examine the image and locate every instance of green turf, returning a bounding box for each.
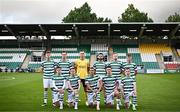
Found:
[0,73,180,111]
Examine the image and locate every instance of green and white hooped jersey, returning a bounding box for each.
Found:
[108,61,123,80]
[67,75,80,92]
[122,62,137,79]
[102,75,117,95]
[41,60,57,79]
[58,60,72,79]
[93,61,107,78]
[121,76,135,95]
[85,75,100,92]
[52,74,66,89]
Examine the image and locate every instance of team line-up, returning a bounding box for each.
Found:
[41,50,137,111]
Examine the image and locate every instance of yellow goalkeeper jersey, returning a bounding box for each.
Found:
[75,59,89,79]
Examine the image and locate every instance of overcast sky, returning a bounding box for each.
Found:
[0,0,180,24]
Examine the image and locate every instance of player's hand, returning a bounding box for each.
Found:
[93,89,98,93]
[59,89,64,94]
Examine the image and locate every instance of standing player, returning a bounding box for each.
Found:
[108,52,123,105]
[74,51,89,105]
[93,53,107,79]
[58,51,72,86]
[102,66,121,110]
[85,67,101,110]
[122,53,137,80]
[122,53,138,106]
[52,66,66,109]
[41,50,57,106]
[121,68,137,111]
[93,53,107,103]
[67,67,81,110]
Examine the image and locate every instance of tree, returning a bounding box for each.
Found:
[166,13,180,22]
[118,4,153,22]
[62,2,112,23]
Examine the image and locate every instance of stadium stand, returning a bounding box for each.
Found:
[139,43,172,54]
[164,62,180,70]
[0,48,27,69]
[51,45,91,62]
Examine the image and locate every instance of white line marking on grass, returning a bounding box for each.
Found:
[0,76,16,81]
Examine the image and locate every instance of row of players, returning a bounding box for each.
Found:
[41,51,137,111]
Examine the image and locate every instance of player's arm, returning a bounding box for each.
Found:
[62,79,66,90]
[40,62,44,73]
[85,79,93,91]
[97,79,102,92]
[58,79,66,94]
[134,65,138,76]
[77,79,81,91]
[86,83,93,92]
[133,81,137,95]
[67,80,74,92]
[52,80,59,92]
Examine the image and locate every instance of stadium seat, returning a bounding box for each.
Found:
[139,43,172,54]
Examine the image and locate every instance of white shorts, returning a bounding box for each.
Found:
[68,91,75,103]
[43,78,53,88]
[124,91,135,103]
[106,92,114,104]
[87,92,95,104]
[68,91,79,103]
[54,92,64,103]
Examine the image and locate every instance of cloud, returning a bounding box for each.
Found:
[0,0,180,23]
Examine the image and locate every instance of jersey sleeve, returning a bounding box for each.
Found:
[41,61,44,68]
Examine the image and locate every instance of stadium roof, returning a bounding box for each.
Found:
[0,23,180,38]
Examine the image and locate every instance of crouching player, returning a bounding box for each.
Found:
[67,67,81,110]
[85,67,101,110]
[122,68,137,111]
[102,66,121,110]
[52,66,66,109]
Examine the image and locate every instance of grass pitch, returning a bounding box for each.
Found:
[0,73,180,111]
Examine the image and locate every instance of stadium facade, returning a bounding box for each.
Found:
[0,23,180,73]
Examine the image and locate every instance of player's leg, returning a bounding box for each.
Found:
[59,90,64,109]
[106,93,114,108]
[42,79,48,106]
[132,91,137,111]
[87,92,94,107]
[117,79,123,106]
[50,79,55,106]
[68,91,74,107]
[114,89,120,110]
[53,92,60,107]
[74,89,79,110]
[124,93,130,109]
[96,92,100,110]
[132,76,138,106]
[99,78,106,104]
[81,79,88,105]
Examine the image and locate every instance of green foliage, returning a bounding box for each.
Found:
[62,2,112,23]
[166,12,180,22]
[118,4,153,22]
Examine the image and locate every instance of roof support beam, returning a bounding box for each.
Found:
[38,24,51,50]
[4,24,17,38]
[73,24,79,38]
[169,24,180,38]
[39,24,49,38]
[139,24,146,38]
[107,24,111,46]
